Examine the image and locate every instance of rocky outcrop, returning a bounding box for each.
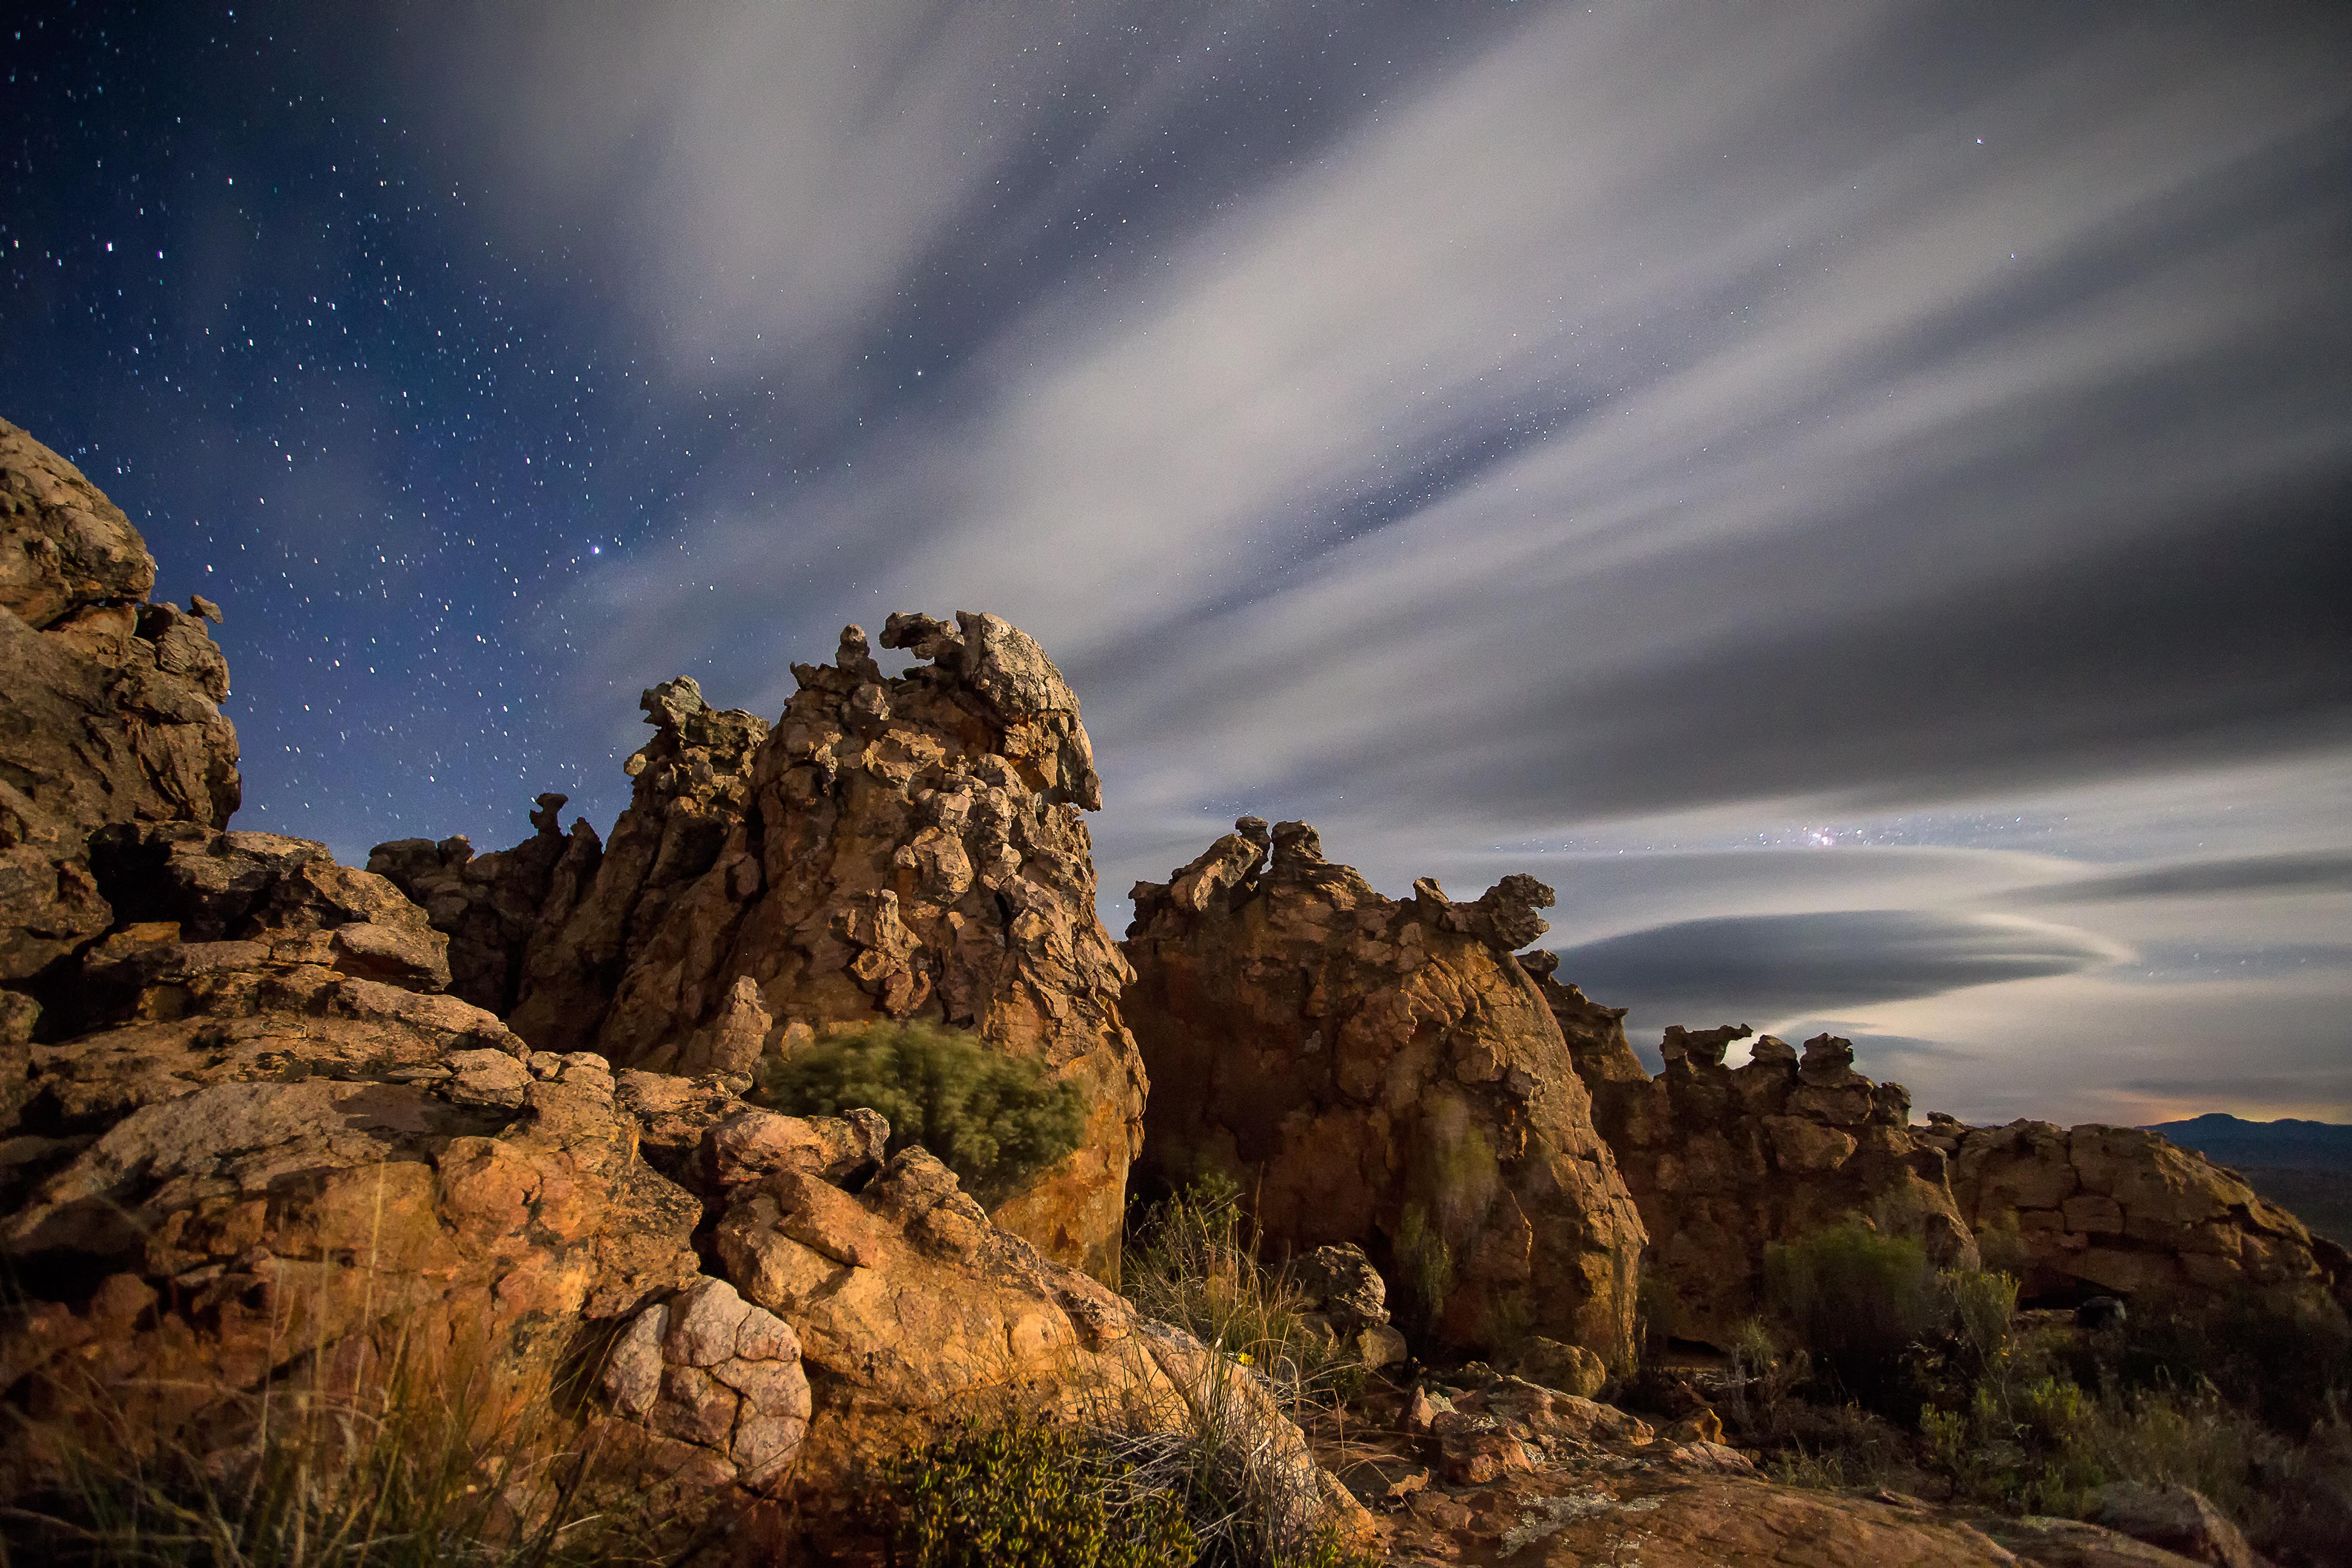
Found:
[692,1113,1368,1552]
[1528,955,1977,1347]
[0,849,704,1470]
[367,792,602,1015]
[1935,1116,2347,1311]
[431,615,1145,1280]
[1123,819,1647,1366]
[0,417,239,994]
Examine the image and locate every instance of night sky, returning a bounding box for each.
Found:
[6,1,2349,1124]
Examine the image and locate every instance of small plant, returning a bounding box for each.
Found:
[1113,1181,1382,1567]
[1937,1266,2018,1383]
[752,1018,1083,1204]
[892,1416,1196,1568]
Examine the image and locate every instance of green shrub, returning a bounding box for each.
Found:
[1938,1266,2019,1383]
[1764,1223,1939,1410]
[752,1019,1083,1205]
[893,1417,1195,1568]
[2107,1289,2352,1435]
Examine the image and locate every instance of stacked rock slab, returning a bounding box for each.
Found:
[1123,819,1647,1366]
[470,612,1144,1280]
[0,416,239,1006]
[1528,954,1978,1348]
[0,824,707,1487]
[1932,1115,2351,1312]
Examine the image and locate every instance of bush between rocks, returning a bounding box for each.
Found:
[751,1019,1084,1205]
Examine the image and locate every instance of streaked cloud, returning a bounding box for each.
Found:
[1547,908,2124,1037]
[402,1,2352,1124]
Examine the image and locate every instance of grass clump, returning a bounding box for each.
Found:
[1123,1177,1365,1411]
[751,1018,1083,1205]
[1113,1178,1382,1568]
[0,1338,683,1568]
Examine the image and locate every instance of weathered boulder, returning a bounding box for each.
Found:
[467,615,1145,1280]
[2083,1481,2265,1568]
[1935,1115,2345,1311]
[0,417,239,991]
[367,792,602,1015]
[676,1101,1368,1553]
[0,935,704,1470]
[1528,956,1978,1347]
[1123,819,1646,1365]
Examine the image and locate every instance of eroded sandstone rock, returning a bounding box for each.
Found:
[0,418,239,991]
[693,1126,1369,1551]
[1938,1116,2346,1311]
[1530,958,1978,1347]
[1124,820,1646,1365]
[455,614,1144,1279]
[0,945,703,1467]
[367,794,602,1015]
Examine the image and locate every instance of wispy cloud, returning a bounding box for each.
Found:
[412,2,2352,1122]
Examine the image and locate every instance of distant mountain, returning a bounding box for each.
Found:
[2145,1113,2352,1171]
[2145,1114,2352,1248]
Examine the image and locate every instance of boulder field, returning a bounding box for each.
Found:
[0,411,2340,1563]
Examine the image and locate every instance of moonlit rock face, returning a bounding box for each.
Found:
[415,611,1143,1281]
[1126,818,1648,1365]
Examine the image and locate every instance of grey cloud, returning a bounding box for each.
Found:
[2115,943,2352,985]
[1548,909,2123,1039]
[2014,850,2352,905]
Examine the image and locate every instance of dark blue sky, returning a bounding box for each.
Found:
[6,0,2349,1123]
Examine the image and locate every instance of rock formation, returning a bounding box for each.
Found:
[1533,953,2351,1339]
[0,832,704,1471]
[1933,1115,2350,1312]
[0,426,1370,1558]
[1123,819,1647,1366]
[0,416,239,999]
[367,791,603,1015]
[1527,955,1977,1346]
[391,613,1147,1279]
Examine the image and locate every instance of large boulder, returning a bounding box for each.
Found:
[1528,956,1978,1347]
[1122,819,1647,1366]
[1934,1115,2348,1310]
[0,417,239,992]
[419,614,1145,1281]
[0,880,704,1474]
[689,1118,1367,1553]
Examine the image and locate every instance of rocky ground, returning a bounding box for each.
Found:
[1296,1371,2248,1568]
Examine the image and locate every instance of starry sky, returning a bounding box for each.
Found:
[6,1,2349,1125]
